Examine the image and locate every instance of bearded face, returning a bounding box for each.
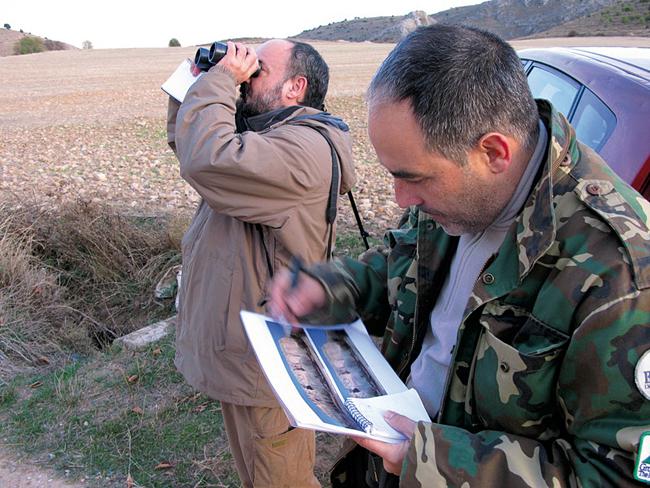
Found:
[237,79,285,118]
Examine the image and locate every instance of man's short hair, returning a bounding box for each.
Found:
[286,41,329,110]
[368,24,539,163]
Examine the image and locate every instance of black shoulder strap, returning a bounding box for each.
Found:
[309,125,370,253]
[309,125,341,259]
[256,121,371,280]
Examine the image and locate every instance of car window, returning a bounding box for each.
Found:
[526,65,580,116]
[572,89,616,153]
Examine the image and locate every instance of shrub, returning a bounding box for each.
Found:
[568,30,579,37]
[82,40,93,49]
[168,38,181,47]
[3,23,10,29]
[14,36,44,55]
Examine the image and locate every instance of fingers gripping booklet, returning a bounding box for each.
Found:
[240,311,430,443]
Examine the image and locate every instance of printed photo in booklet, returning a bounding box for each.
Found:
[240,311,429,443]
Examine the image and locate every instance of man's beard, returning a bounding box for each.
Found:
[237,81,284,118]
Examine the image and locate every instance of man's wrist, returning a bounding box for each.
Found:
[208,64,238,84]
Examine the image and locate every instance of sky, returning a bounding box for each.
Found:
[2,0,484,49]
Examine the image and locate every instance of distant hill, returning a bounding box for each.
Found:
[531,0,650,38]
[293,0,649,42]
[0,28,77,57]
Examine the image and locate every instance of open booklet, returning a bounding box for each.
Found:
[240,311,430,444]
[161,58,204,103]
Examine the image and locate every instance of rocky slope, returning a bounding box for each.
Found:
[295,0,628,41]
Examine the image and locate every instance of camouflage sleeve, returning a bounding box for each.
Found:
[401,288,650,487]
[301,208,415,333]
[301,249,391,333]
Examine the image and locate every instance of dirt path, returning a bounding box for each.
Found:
[0,447,84,487]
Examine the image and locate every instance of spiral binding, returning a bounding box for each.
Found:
[344,398,373,433]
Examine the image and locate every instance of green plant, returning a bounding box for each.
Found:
[14,36,44,55]
[168,38,181,47]
[0,335,241,487]
[4,23,10,29]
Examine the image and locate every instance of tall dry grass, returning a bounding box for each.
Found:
[0,198,186,380]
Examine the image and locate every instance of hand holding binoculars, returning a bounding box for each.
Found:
[194,42,261,78]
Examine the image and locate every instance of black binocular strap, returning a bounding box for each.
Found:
[310,126,370,253]
[255,124,371,281]
[256,223,275,278]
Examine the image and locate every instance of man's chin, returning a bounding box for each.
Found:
[418,210,474,236]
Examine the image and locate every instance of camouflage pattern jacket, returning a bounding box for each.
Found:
[313,101,650,487]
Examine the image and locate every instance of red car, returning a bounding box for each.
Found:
[519,47,650,199]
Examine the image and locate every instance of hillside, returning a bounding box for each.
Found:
[294,11,433,42]
[0,28,77,57]
[294,0,650,41]
[531,0,650,37]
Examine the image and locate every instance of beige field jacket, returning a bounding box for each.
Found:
[167,66,355,406]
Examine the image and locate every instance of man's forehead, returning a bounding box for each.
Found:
[257,40,292,62]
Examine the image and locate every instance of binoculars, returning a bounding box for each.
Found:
[194,41,261,77]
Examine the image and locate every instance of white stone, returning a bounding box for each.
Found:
[113,316,176,350]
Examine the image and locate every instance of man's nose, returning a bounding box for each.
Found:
[393,180,421,208]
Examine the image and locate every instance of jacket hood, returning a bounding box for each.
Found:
[286,108,356,195]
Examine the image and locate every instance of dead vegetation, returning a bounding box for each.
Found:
[0,198,183,380]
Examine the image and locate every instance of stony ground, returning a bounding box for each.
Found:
[0,43,401,242]
[0,447,82,487]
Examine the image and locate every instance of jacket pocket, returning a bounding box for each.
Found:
[178,252,234,354]
[472,309,569,440]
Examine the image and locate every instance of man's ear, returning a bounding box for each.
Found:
[477,132,512,174]
[285,76,308,104]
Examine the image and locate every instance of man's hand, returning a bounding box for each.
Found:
[268,267,327,324]
[352,411,416,476]
[216,41,260,84]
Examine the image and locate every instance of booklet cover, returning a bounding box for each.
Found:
[240,311,430,443]
[161,58,204,103]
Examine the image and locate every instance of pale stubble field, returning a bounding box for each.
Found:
[3,37,648,237]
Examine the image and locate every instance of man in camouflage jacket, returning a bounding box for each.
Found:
[270,25,650,487]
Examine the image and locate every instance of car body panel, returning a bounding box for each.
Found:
[519,47,650,198]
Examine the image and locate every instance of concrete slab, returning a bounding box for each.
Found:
[113,316,176,350]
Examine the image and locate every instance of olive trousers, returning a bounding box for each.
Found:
[220,401,320,487]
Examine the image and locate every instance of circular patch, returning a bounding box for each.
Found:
[635,350,650,401]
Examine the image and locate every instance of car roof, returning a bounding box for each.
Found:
[518,47,650,89]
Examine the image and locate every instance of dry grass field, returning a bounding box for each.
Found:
[1,36,649,487]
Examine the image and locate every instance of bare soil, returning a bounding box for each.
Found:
[0,447,83,487]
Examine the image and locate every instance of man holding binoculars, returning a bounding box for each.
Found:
[166,39,356,487]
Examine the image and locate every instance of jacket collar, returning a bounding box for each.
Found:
[515,99,579,280]
[238,105,302,133]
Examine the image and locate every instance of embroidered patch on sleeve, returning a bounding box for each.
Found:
[635,350,650,401]
[635,431,650,484]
